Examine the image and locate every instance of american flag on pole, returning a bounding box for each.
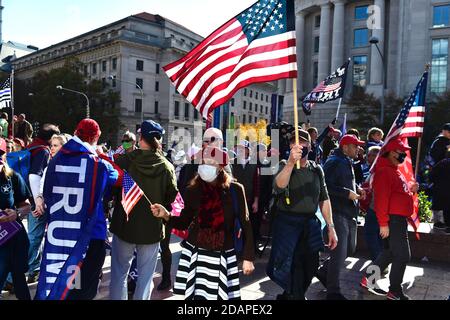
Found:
[372,70,429,233]
[0,77,12,109]
[121,172,144,219]
[163,0,297,119]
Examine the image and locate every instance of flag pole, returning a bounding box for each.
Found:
[335,97,343,123]
[293,78,300,169]
[11,68,15,138]
[415,63,430,179]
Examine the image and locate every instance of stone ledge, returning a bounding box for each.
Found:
[356,223,450,263]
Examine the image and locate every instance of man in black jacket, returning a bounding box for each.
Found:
[317,134,366,300]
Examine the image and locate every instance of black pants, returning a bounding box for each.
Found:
[160,225,172,280]
[366,215,411,294]
[279,237,319,300]
[444,209,450,227]
[0,227,31,300]
[66,239,106,300]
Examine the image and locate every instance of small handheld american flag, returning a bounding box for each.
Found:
[121,172,144,219]
[0,77,12,109]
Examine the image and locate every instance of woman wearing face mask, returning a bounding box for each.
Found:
[151,146,255,300]
[0,138,33,300]
[121,131,137,154]
[361,139,419,300]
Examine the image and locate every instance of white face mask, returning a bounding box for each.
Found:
[198,164,218,183]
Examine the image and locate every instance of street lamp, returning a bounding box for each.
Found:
[56,85,90,118]
[369,36,386,125]
[109,75,144,124]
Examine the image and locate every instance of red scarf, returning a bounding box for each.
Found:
[197,181,225,231]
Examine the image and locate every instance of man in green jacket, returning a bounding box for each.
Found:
[110,120,178,300]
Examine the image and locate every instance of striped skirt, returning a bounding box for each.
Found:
[173,241,241,300]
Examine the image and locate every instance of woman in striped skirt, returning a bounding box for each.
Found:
[151,146,255,300]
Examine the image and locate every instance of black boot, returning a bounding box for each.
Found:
[157,276,172,291]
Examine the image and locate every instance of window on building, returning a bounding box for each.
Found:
[314,36,320,53]
[243,101,247,109]
[154,101,159,114]
[174,101,180,118]
[354,28,369,47]
[313,61,319,86]
[136,59,144,71]
[265,106,268,114]
[244,88,247,96]
[353,55,368,87]
[92,63,97,74]
[135,99,142,113]
[255,104,258,112]
[102,61,107,72]
[315,15,321,28]
[249,103,252,111]
[194,109,199,120]
[260,105,263,113]
[155,81,159,92]
[261,94,264,101]
[250,90,253,98]
[136,78,143,89]
[355,5,369,20]
[249,115,253,123]
[243,114,246,124]
[431,38,449,93]
[433,5,450,28]
[231,98,235,106]
[112,58,117,70]
[156,63,160,74]
[185,103,190,119]
[266,95,269,102]
[255,92,258,99]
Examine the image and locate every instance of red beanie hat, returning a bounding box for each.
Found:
[75,119,101,142]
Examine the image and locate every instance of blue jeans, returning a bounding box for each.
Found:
[0,227,31,300]
[110,235,159,300]
[27,213,46,274]
[364,208,383,261]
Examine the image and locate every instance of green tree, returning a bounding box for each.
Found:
[13,58,121,145]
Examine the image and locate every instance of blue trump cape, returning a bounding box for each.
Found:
[36,137,118,300]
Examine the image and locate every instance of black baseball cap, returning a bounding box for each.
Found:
[443,123,450,131]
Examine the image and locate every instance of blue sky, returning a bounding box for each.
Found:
[2,0,256,49]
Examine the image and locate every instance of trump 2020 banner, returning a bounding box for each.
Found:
[36,138,117,300]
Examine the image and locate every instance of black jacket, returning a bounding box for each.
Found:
[323,148,359,219]
[430,157,450,211]
[429,136,450,167]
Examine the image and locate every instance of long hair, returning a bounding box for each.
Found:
[1,154,13,178]
[189,167,232,190]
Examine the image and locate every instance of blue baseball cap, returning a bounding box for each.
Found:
[138,120,165,140]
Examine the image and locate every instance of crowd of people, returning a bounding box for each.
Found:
[0,112,449,301]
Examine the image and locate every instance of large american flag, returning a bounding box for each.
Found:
[163,0,297,119]
[0,78,11,109]
[372,71,429,233]
[121,172,144,219]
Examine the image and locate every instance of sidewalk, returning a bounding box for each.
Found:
[2,235,449,300]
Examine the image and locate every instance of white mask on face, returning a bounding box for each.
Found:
[198,164,218,183]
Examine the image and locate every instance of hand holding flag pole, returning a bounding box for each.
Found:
[293,78,300,169]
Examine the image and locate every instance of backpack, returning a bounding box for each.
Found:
[6,146,45,181]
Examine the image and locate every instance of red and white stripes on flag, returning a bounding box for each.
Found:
[121,172,144,219]
[400,106,425,138]
[163,0,297,119]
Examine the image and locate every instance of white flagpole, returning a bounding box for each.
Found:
[335,97,343,122]
[11,68,15,138]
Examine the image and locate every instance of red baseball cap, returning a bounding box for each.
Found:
[0,138,6,154]
[383,139,411,153]
[339,134,365,147]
